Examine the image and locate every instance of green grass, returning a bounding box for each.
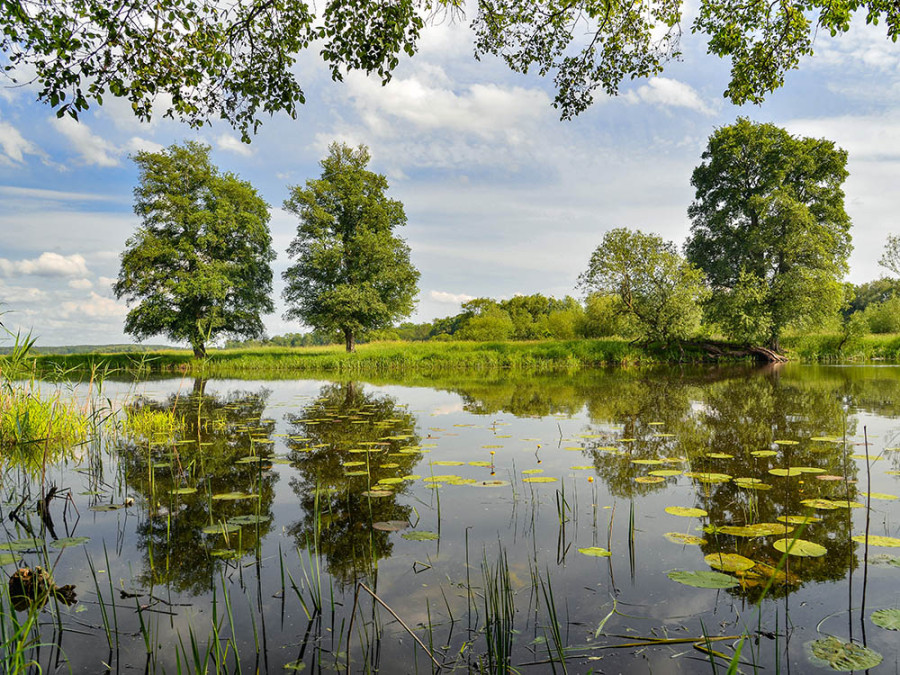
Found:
[8,334,900,378]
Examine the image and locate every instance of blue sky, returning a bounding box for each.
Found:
[0,13,898,346]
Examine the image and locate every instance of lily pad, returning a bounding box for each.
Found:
[809,636,882,671]
[202,523,241,535]
[170,487,198,495]
[769,468,804,477]
[852,535,900,547]
[773,538,827,557]
[0,537,44,551]
[704,553,755,572]
[871,608,900,631]
[523,476,558,483]
[650,469,683,477]
[664,532,706,545]
[861,492,898,500]
[0,553,18,565]
[401,531,439,541]
[684,472,732,483]
[372,521,408,532]
[212,492,254,501]
[634,476,665,484]
[667,570,739,589]
[751,450,778,457]
[578,546,612,557]
[49,536,90,549]
[227,515,270,526]
[665,506,708,518]
[361,490,393,498]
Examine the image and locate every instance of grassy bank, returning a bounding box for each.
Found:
[20,339,659,376]
[7,334,900,378]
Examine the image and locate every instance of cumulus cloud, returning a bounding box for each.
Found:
[430,290,475,304]
[0,281,47,303]
[51,117,120,166]
[344,72,551,140]
[623,78,714,115]
[68,278,93,290]
[125,137,165,154]
[217,133,253,157]
[60,292,128,319]
[0,252,90,278]
[0,120,44,166]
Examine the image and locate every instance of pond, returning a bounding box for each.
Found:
[3,364,900,673]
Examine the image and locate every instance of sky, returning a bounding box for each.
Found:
[0,9,899,347]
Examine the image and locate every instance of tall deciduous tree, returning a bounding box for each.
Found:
[578,228,709,343]
[880,234,900,278]
[685,118,852,350]
[114,142,275,357]
[1,0,896,136]
[282,143,419,352]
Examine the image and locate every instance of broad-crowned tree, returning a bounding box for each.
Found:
[578,228,709,343]
[114,142,275,357]
[685,118,851,350]
[282,143,419,352]
[2,1,897,137]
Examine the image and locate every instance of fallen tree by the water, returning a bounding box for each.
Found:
[680,340,789,363]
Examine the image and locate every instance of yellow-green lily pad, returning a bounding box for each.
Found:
[704,553,755,572]
[852,535,900,547]
[809,636,882,671]
[578,546,611,557]
[667,570,738,589]
[773,538,826,557]
[665,506,708,518]
[871,609,900,631]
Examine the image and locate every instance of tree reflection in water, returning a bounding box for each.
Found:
[285,381,423,587]
[119,378,277,594]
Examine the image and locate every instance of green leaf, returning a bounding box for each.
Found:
[578,546,611,557]
[49,537,90,549]
[667,570,739,589]
[809,636,882,671]
[871,608,900,631]
[401,531,439,541]
[772,538,827,557]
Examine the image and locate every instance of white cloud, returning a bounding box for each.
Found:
[51,117,120,167]
[68,278,93,290]
[430,290,475,304]
[216,133,253,157]
[0,252,90,278]
[60,292,128,319]
[344,72,550,139]
[125,137,165,154]
[623,78,714,115]
[0,185,126,204]
[0,120,43,165]
[0,281,47,303]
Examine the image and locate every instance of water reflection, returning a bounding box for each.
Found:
[119,379,277,593]
[285,381,422,586]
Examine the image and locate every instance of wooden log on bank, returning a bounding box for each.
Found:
[681,341,789,363]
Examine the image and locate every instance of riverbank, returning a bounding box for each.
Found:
[8,333,900,377]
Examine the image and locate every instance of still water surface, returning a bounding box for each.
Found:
[5,364,900,673]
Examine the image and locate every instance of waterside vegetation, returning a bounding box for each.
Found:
[11,332,900,378]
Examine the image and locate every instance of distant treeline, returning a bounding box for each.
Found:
[0,344,186,356]
[225,280,900,349]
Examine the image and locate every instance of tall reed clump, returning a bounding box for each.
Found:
[481,548,516,673]
[122,405,185,441]
[0,323,90,466]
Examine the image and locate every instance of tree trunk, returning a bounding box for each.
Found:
[192,341,207,358]
[343,328,356,353]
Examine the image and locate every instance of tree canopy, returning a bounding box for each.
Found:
[2,0,897,136]
[114,141,275,357]
[685,118,852,350]
[282,143,420,352]
[578,228,709,343]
